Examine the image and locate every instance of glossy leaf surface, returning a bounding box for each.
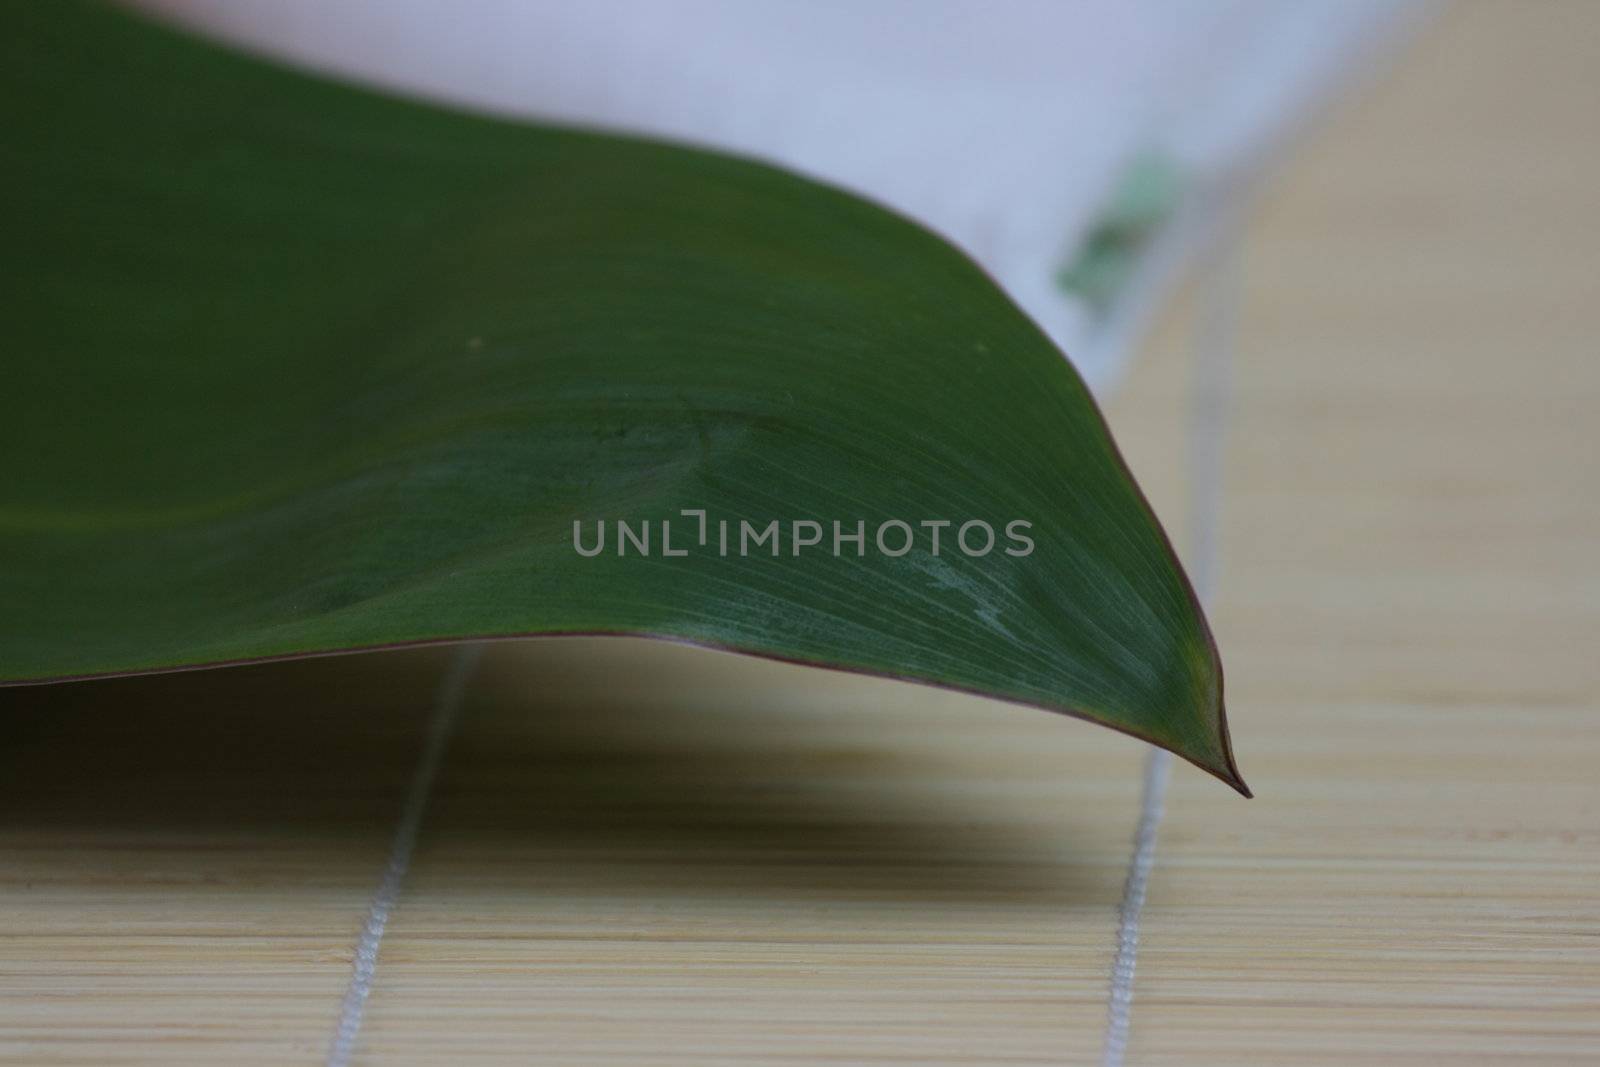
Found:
[0,2,1244,792]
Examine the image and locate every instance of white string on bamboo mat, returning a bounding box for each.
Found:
[1101,234,1239,1067]
[326,643,483,1067]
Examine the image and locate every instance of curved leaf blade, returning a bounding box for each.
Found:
[0,2,1245,793]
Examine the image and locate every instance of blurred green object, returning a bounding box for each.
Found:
[1057,151,1186,317]
[0,2,1243,793]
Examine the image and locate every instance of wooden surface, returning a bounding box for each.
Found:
[3,2,1598,1062]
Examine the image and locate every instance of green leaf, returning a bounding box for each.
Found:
[0,1,1245,794]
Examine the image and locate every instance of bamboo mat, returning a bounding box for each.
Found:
[3,2,1597,1063]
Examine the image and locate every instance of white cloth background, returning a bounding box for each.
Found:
[132,0,1421,392]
